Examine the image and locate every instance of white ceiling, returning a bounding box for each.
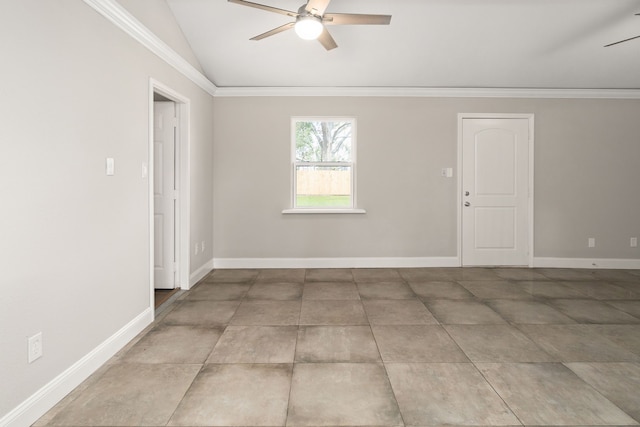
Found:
[166,0,640,89]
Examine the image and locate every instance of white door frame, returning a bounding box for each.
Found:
[456,113,535,267]
[149,78,191,314]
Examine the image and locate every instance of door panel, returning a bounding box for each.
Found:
[462,118,530,266]
[154,101,176,289]
[475,207,516,249]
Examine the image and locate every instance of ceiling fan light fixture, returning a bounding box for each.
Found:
[294,15,323,40]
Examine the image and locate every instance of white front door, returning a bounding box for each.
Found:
[461,117,531,266]
[154,101,177,289]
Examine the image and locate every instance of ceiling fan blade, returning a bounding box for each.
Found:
[317,27,338,50]
[228,0,298,18]
[250,22,295,40]
[323,13,391,25]
[604,34,640,47]
[305,0,331,16]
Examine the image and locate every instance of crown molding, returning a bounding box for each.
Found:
[213,86,640,99]
[82,0,217,96]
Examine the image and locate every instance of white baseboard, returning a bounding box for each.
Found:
[533,257,640,269]
[212,257,460,269]
[212,257,639,270]
[0,308,153,427]
[189,258,214,287]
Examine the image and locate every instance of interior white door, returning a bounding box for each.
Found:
[462,117,530,266]
[154,101,177,289]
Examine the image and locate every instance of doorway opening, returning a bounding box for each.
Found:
[457,113,534,267]
[149,79,191,315]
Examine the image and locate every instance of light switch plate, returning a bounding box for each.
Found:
[106,158,115,176]
[441,167,453,178]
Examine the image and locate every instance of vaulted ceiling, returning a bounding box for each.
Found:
[166,0,640,89]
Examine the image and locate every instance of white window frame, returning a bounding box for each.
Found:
[283,117,365,214]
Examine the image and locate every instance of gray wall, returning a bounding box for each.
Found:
[0,0,213,420]
[213,96,640,261]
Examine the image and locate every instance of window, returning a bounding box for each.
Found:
[290,118,360,211]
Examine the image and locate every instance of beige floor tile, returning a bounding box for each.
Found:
[548,299,640,324]
[486,299,576,324]
[444,324,555,362]
[302,282,360,300]
[163,301,240,327]
[615,281,640,293]
[256,268,306,283]
[494,268,549,281]
[408,281,476,299]
[304,268,353,282]
[207,326,297,363]
[605,300,640,318]
[591,270,640,282]
[37,267,640,427]
[205,269,258,283]
[287,363,402,426]
[49,363,200,426]
[566,362,640,422]
[122,325,223,364]
[184,283,250,301]
[352,268,402,282]
[299,300,368,325]
[560,281,640,300]
[246,282,303,300]
[357,281,417,299]
[449,268,504,281]
[459,280,534,299]
[424,299,507,324]
[514,280,586,299]
[230,300,300,325]
[478,362,637,426]
[537,268,596,281]
[590,324,640,355]
[363,299,438,325]
[372,325,469,362]
[399,267,500,282]
[295,326,380,362]
[386,363,519,426]
[398,268,458,281]
[400,268,501,282]
[518,324,640,362]
[168,364,292,426]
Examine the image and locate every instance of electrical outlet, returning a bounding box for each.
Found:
[28,332,43,363]
[588,238,595,248]
[631,237,638,248]
[440,168,453,178]
[194,243,199,255]
[201,241,205,252]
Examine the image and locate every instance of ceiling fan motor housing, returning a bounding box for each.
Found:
[295,5,324,40]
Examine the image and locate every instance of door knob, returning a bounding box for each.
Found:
[464,201,471,207]
[465,191,470,196]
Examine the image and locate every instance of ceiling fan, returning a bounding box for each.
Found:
[228,0,392,50]
[605,13,640,47]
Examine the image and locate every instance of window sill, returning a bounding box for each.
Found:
[282,208,367,215]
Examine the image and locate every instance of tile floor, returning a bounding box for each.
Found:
[35,267,640,427]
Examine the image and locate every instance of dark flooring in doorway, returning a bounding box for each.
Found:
[154,288,179,309]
